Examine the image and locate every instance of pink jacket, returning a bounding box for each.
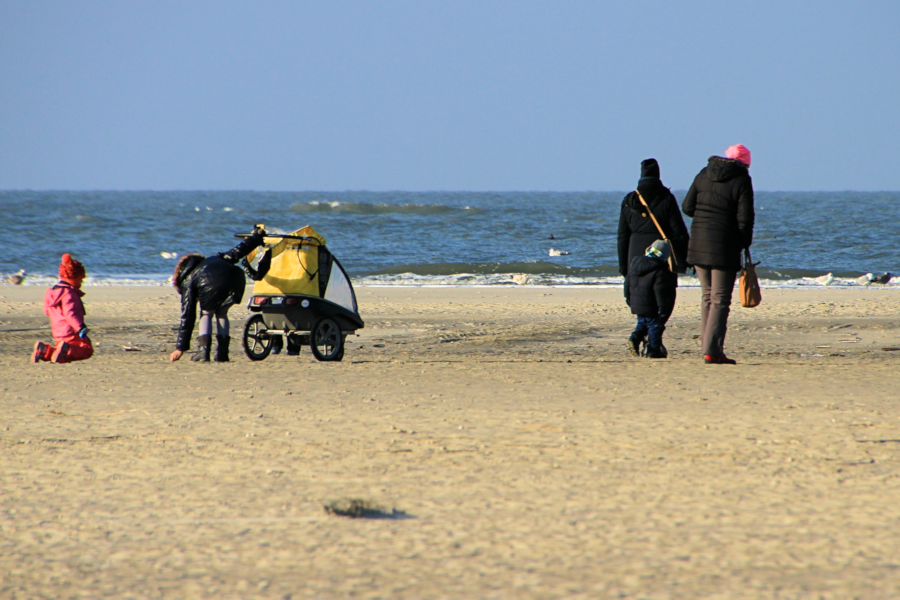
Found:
[44,281,86,340]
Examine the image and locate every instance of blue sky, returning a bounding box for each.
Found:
[1,1,897,191]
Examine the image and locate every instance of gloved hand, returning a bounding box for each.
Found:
[77,325,90,339]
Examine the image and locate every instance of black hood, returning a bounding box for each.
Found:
[631,255,667,277]
[706,156,748,183]
[627,179,671,210]
[175,254,204,291]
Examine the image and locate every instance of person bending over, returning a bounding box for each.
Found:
[169,227,265,362]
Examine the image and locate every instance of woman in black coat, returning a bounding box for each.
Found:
[169,227,266,362]
[617,159,690,276]
[682,145,754,365]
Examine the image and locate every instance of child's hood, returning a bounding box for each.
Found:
[630,255,667,277]
[45,281,85,305]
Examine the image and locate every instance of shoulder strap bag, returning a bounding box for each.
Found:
[634,190,684,273]
[739,248,762,308]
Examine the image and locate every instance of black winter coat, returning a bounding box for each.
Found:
[625,255,677,319]
[617,180,690,275]
[682,157,754,270]
[175,255,246,351]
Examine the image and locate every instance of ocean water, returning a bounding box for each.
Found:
[1,190,898,288]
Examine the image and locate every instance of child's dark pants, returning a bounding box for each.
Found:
[631,316,665,350]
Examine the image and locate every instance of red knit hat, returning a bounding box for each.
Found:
[725,144,751,167]
[59,253,86,279]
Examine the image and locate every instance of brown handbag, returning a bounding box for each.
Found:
[634,190,684,273]
[739,248,762,308]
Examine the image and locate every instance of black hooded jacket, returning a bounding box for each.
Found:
[682,156,754,270]
[174,229,266,350]
[174,256,247,350]
[617,180,690,275]
[625,255,677,319]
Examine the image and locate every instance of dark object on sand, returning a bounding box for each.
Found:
[324,498,406,519]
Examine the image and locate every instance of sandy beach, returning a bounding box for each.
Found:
[2,284,899,598]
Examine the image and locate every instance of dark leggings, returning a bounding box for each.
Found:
[199,306,230,337]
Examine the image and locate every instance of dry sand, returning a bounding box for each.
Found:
[1,284,899,598]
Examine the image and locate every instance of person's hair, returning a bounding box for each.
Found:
[172,253,204,290]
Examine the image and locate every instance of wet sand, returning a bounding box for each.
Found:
[2,284,900,598]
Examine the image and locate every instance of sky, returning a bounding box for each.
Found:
[1,1,898,191]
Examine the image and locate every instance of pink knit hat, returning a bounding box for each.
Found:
[725,144,751,166]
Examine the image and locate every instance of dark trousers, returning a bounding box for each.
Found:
[696,266,737,358]
[631,316,665,350]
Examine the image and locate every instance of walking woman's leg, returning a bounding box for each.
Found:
[707,269,737,357]
[696,267,713,354]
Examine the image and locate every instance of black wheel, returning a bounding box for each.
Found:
[242,314,273,361]
[310,317,343,361]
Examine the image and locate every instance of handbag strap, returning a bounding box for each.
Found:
[635,190,679,268]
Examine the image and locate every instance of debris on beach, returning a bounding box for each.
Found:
[323,498,406,519]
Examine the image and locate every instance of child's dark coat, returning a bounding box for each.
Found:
[625,255,677,319]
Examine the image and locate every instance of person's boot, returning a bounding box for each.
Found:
[50,342,70,364]
[646,346,667,359]
[191,334,211,362]
[32,341,49,363]
[704,354,736,365]
[270,335,283,355]
[215,335,230,362]
[626,335,641,357]
[286,334,302,356]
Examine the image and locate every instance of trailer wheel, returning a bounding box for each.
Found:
[311,317,343,361]
[242,314,273,361]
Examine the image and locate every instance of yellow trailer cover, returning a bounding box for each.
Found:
[249,225,326,296]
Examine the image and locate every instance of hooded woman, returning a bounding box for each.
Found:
[169,227,266,362]
[682,144,755,365]
[617,158,690,277]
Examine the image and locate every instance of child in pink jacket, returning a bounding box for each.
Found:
[32,253,94,364]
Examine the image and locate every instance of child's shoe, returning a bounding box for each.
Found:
[626,335,641,357]
[704,354,736,365]
[646,346,667,359]
[50,342,70,364]
[31,341,49,363]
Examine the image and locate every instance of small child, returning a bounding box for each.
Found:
[625,240,677,359]
[32,253,93,364]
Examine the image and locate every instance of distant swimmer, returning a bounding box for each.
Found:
[4,269,26,285]
[549,248,570,257]
[813,273,834,286]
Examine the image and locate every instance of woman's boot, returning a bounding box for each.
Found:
[215,335,230,362]
[191,334,211,362]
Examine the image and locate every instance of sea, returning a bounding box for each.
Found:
[1,190,898,288]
